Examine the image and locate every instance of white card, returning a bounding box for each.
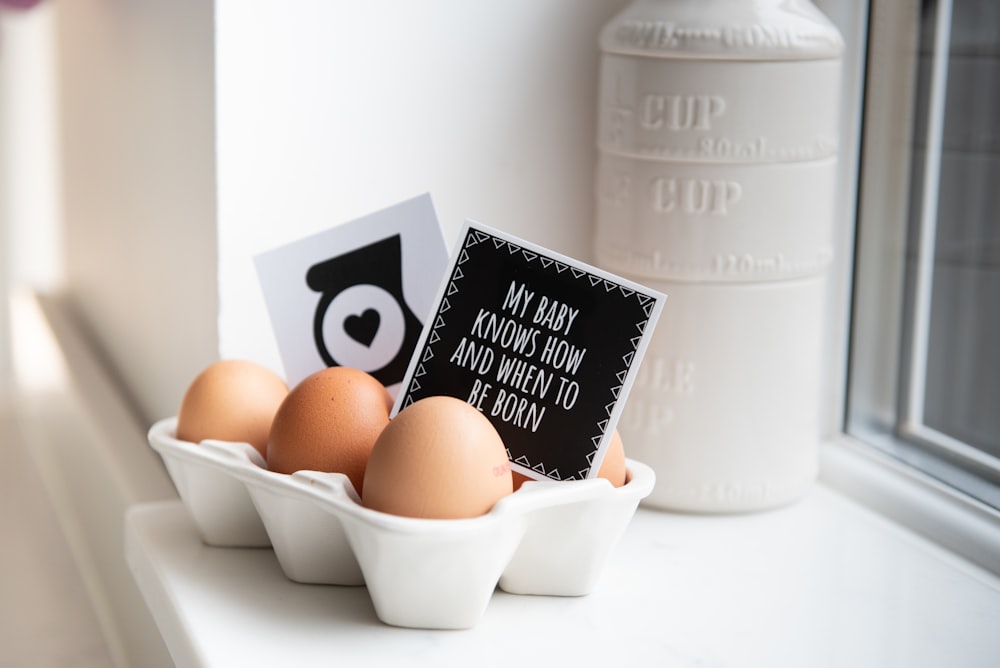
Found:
[254,193,449,395]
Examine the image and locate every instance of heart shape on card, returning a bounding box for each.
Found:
[344,308,381,348]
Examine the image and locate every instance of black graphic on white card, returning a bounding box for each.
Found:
[398,226,663,482]
[307,235,422,386]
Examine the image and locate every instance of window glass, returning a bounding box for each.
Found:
[910,0,1000,458]
[849,0,1000,509]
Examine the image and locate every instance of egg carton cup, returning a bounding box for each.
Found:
[147,417,655,629]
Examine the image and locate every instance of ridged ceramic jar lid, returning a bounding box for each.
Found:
[600,0,844,60]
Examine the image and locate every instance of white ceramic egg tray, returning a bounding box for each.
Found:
[147,416,655,629]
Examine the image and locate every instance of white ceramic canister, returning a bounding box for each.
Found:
[594,0,843,512]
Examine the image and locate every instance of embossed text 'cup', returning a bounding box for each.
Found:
[597,56,841,166]
[594,156,837,282]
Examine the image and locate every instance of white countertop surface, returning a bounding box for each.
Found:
[125,485,1000,668]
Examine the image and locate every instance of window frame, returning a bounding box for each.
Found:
[835,0,1000,573]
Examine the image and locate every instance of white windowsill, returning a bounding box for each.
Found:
[820,434,1000,576]
[125,480,1000,668]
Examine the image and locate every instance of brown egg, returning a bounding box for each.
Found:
[266,366,392,494]
[176,359,289,459]
[511,429,627,491]
[362,396,513,519]
[599,429,628,487]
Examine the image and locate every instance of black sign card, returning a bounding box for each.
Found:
[393,222,666,482]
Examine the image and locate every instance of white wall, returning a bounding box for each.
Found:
[47,1,633,422]
[0,4,62,399]
[214,0,632,375]
[0,5,62,290]
[55,0,219,423]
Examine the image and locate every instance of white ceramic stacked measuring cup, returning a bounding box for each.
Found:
[594,0,844,512]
